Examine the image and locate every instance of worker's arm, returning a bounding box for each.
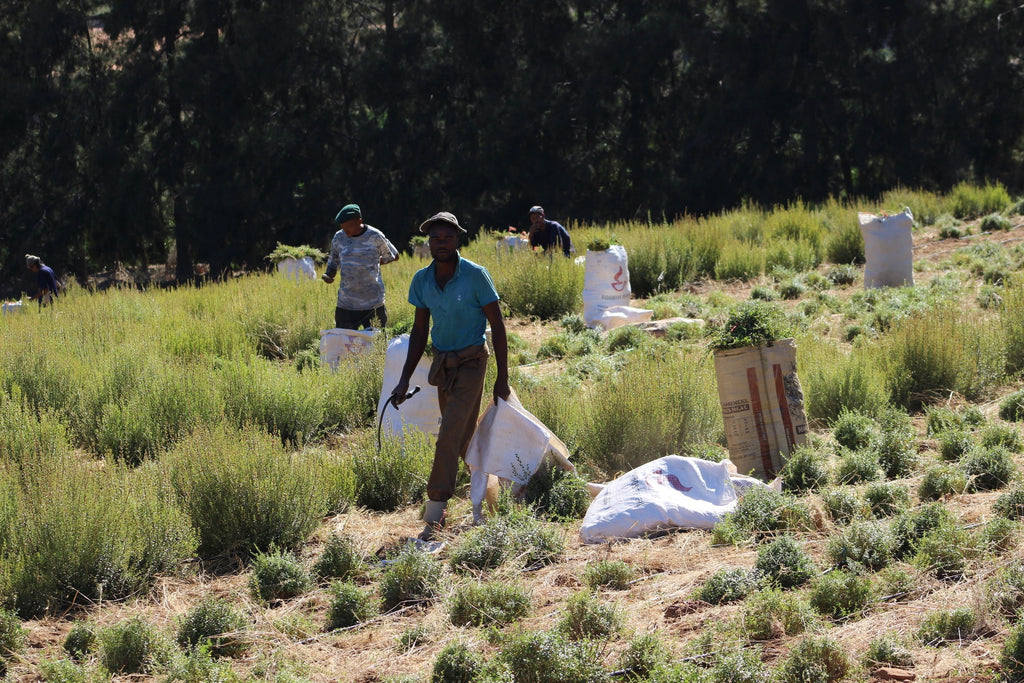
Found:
[482,300,510,402]
[391,307,431,404]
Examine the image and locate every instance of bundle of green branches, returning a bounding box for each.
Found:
[265,243,327,264]
[710,300,791,350]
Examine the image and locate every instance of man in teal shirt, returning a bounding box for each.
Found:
[391,211,510,541]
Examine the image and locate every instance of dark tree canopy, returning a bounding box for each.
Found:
[2,0,1023,294]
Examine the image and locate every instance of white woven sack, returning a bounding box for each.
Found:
[377,334,441,440]
[859,209,914,288]
[581,456,750,543]
[498,235,530,252]
[319,328,376,370]
[598,305,654,331]
[2,301,23,315]
[276,256,316,281]
[582,245,632,327]
[464,391,573,509]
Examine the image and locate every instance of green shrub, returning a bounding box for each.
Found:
[827,520,896,571]
[432,641,484,683]
[986,562,1024,617]
[995,487,1024,519]
[692,568,759,605]
[754,536,816,588]
[582,560,635,591]
[977,284,1003,309]
[863,634,914,668]
[831,408,879,450]
[709,301,789,350]
[98,616,170,675]
[559,591,623,640]
[448,504,564,572]
[876,566,919,600]
[1000,621,1024,683]
[560,313,588,334]
[820,487,869,525]
[325,581,378,630]
[176,597,249,657]
[948,181,1011,219]
[835,450,883,484]
[63,622,97,661]
[918,463,969,500]
[863,482,911,517]
[617,633,671,680]
[925,405,966,436]
[780,445,831,493]
[979,423,1023,452]
[37,658,110,683]
[749,285,778,302]
[773,636,850,683]
[892,502,958,559]
[352,430,434,512]
[711,487,812,544]
[521,465,591,521]
[917,607,979,645]
[937,428,975,461]
[826,264,859,286]
[0,607,26,662]
[164,645,242,683]
[396,624,430,652]
[995,389,1024,421]
[493,629,605,683]
[492,251,583,320]
[962,444,1016,491]
[715,241,765,281]
[248,549,312,602]
[980,213,1013,232]
[448,581,531,628]
[605,325,651,353]
[913,524,977,580]
[777,279,806,300]
[167,424,326,556]
[741,588,816,640]
[825,223,864,266]
[982,517,1018,553]
[313,533,363,581]
[1002,281,1024,375]
[380,547,443,612]
[809,570,873,620]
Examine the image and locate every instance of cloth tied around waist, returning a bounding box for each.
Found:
[427,344,489,393]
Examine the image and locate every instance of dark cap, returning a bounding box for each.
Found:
[418,211,467,234]
[334,203,361,224]
[528,205,544,215]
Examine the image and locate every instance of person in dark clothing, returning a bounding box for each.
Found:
[25,254,59,307]
[527,205,572,256]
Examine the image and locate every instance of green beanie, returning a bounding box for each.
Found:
[335,204,361,224]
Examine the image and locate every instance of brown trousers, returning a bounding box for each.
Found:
[426,344,489,502]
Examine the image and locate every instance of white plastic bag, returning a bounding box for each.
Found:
[580,455,767,543]
[276,256,316,281]
[597,305,654,331]
[859,209,914,288]
[319,328,376,370]
[464,391,573,510]
[582,245,632,327]
[377,335,441,440]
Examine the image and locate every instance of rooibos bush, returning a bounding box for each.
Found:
[559,591,622,640]
[313,533,363,582]
[692,568,759,605]
[448,581,531,628]
[827,520,896,571]
[176,597,249,657]
[431,641,484,683]
[98,616,171,675]
[325,581,378,630]
[962,444,1016,491]
[380,547,443,612]
[248,548,312,603]
[582,560,635,591]
[809,570,873,619]
[917,607,979,645]
[754,536,815,588]
[781,445,831,493]
[773,636,850,683]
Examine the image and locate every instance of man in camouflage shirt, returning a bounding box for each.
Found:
[322,203,400,329]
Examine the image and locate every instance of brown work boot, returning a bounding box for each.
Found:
[418,500,447,541]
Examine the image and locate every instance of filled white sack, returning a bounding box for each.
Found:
[319,328,376,370]
[583,245,632,327]
[464,391,573,510]
[859,209,914,288]
[276,256,316,281]
[376,335,441,440]
[580,455,766,543]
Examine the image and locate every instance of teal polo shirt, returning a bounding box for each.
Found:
[408,254,500,352]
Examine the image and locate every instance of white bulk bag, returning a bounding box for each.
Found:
[464,391,573,510]
[859,209,914,288]
[319,328,376,370]
[2,301,23,315]
[377,335,441,440]
[580,456,761,543]
[498,235,530,253]
[276,256,317,281]
[598,305,654,331]
[582,245,632,328]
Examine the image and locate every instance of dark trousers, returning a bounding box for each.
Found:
[334,304,387,330]
[426,345,489,502]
